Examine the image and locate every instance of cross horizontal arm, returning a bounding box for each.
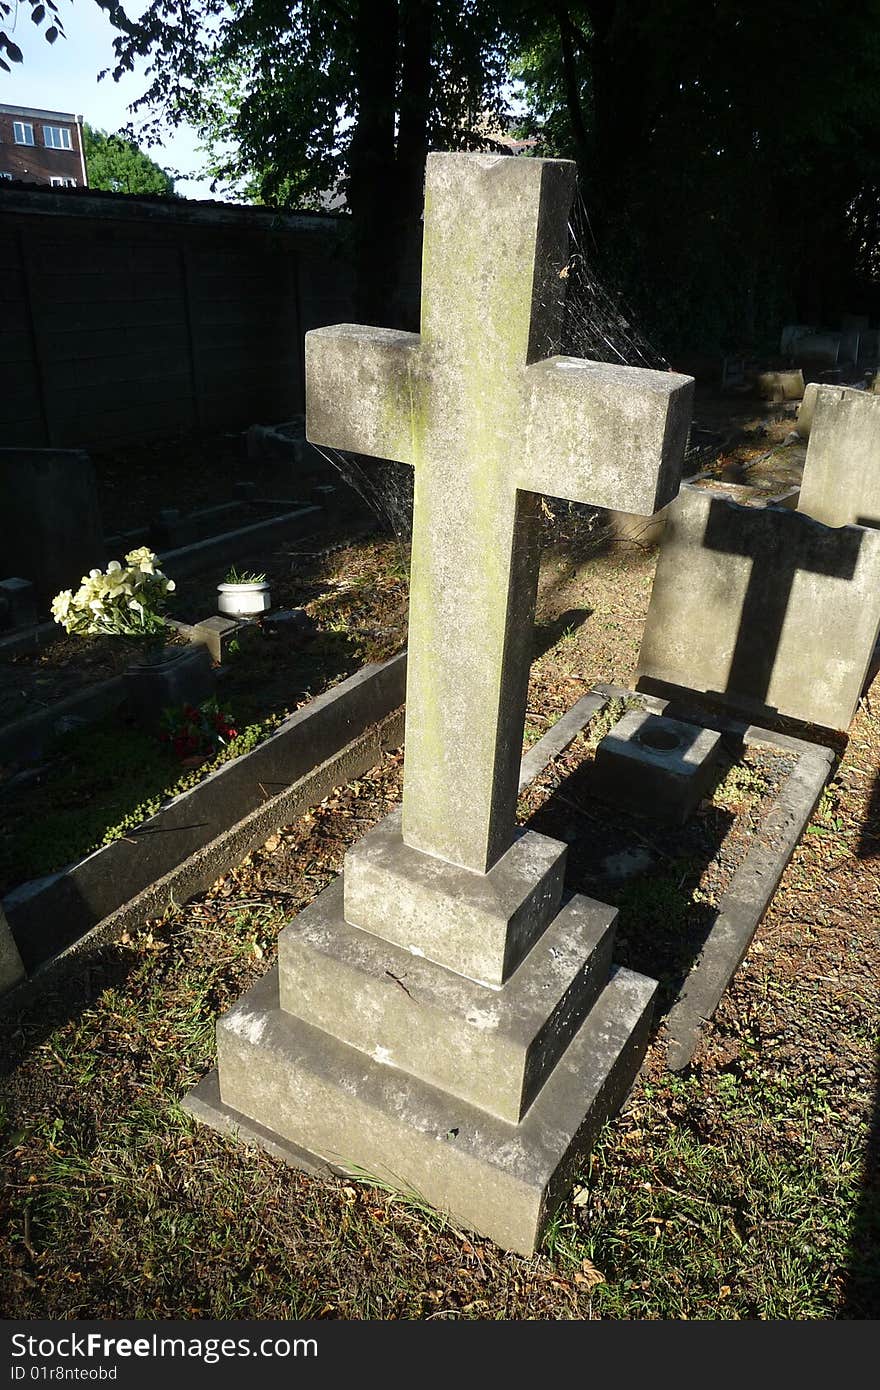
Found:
[306,324,421,466]
[520,358,694,514]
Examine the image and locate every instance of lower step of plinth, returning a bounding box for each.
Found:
[184,963,656,1256]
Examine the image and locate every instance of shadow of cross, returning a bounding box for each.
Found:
[306,153,693,874]
[702,495,865,708]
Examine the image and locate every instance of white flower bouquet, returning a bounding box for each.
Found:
[51,547,176,639]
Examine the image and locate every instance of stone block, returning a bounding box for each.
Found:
[754,369,804,402]
[279,877,615,1122]
[191,615,245,664]
[0,578,38,631]
[797,385,880,529]
[780,325,816,355]
[522,358,692,516]
[592,710,722,823]
[0,904,25,995]
[261,608,315,644]
[150,508,203,549]
[636,484,880,732]
[212,963,656,1256]
[0,448,106,607]
[123,643,215,730]
[343,809,566,985]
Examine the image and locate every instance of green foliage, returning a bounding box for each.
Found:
[113,2,511,209]
[223,566,266,584]
[713,761,770,812]
[511,1,880,353]
[0,709,279,889]
[83,123,175,196]
[0,0,65,72]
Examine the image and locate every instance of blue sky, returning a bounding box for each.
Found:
[2,1,215,197]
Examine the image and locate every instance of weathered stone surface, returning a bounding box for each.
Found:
[307,154,693,875]
[637,484,880,731]
[214,963,656,1256]
[592,710,723,823]
[0,904,25,995]
[343,809,566,985]
[197,153,677,1254]
[797,385,880,528]
[279,878,615,1122]
[0,448,106,607]
[795,381,820,438]
[123,643,215,731]
[190,615,243,664]
[780,324,815,355]
[793,331,841,368]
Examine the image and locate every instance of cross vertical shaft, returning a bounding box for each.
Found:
[306,153,693,876]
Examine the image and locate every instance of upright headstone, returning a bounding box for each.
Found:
[797,385,880,529]
[188,153,693,1253]
[0,448,106,609]
[637,485,880,731]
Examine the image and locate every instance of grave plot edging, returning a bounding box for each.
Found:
[3,651,407,977]
[592,682,836,1069]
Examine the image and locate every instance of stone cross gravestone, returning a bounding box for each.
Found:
[189,153,694,1253]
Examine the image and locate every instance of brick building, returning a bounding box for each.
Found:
[0,104,88,188]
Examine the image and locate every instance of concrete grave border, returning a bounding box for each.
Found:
[592,683,835,1069]
[2,652,409,980]
[0,684,604,1010]
[2,673,833,1077]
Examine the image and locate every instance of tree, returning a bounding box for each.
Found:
[83,123,175,195]
[105,1,513,326]
[512,1,880,354]
[1,0,122,72]
[1,0,65,72]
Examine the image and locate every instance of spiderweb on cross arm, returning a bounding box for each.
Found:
[310,185,686,557]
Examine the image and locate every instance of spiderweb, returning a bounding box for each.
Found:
[311,184,683,559]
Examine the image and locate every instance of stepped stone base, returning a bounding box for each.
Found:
[279,878,616,1122]
[344,810,567,985]
[186,961,656,1255]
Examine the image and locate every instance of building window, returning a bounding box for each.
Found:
[50,176,77,187]
[43,125,73,150]
[0,171,12,180]
[13,122,35,146]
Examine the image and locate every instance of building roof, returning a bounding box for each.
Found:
[0,103,82,123]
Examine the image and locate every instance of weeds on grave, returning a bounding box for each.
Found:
[584,695,645,749]
[712,760,770,811]
[222,566,267,585]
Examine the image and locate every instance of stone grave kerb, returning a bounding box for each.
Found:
[307,152,694,896]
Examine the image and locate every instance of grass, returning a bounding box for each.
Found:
[1,533,877,1321]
